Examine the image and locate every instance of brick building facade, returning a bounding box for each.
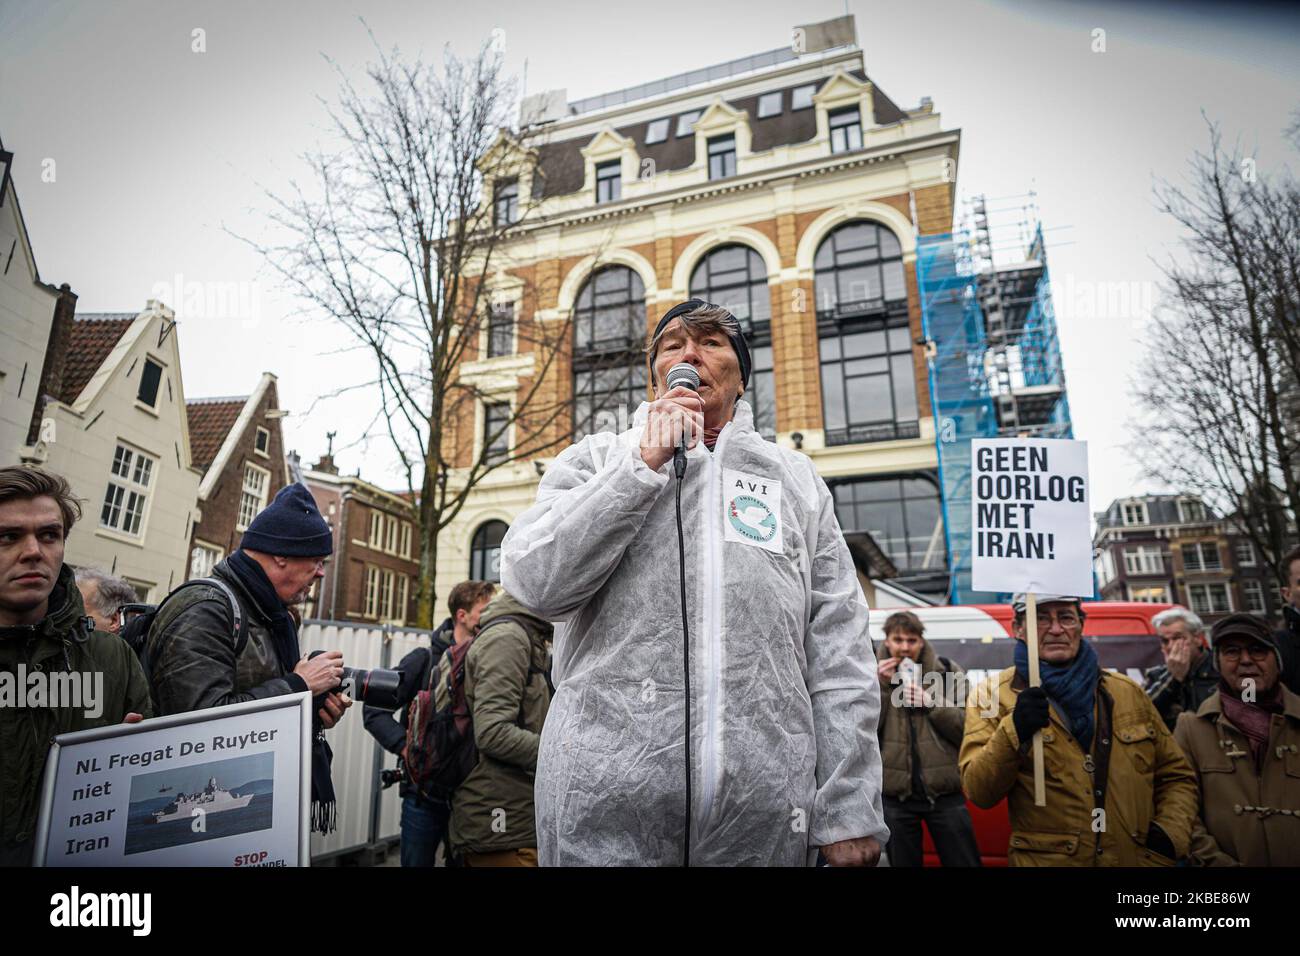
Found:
[186,372,288,578]
[434,16,959,612]
[1093,494,1286,626]
[302,452,420,625]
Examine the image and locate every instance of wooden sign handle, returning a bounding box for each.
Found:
[1025,592,1046,806]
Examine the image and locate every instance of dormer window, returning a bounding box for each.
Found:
[676,109,703,137]
[645,118,670,144]
[1177,498,1205,523]
[708,134,736,180]
[757,92,783,118]
[829,107,863,153]
[1121,501,1148,526]
[792,84,816,111]
[595,161,621,203]
[494,179,519,226]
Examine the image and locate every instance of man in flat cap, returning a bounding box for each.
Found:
[1174,613,1300,866]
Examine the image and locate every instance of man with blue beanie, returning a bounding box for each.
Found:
[148,482,352,831]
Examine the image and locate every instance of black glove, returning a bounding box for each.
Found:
[1012,686,1050,746]
[1146,823,1176,859]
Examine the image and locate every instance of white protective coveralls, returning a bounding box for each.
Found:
[501,399,888,865]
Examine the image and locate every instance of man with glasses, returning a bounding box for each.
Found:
[1144,607,1219,730]
[73,567,139,635]
[148,483,352,830]
[1173,613,1300,865]
[960,594,1198,866]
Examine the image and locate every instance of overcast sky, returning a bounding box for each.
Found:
[2,0,1297,513]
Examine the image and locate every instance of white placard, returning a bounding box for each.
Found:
[970,438,1092,597]
[35,693,312,867]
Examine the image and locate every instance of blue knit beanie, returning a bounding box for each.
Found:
[239,482,334,557]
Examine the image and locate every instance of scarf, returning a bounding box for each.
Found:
[1219,679,1283,769]
[1015,637,1101,752]
[227,550,337,833]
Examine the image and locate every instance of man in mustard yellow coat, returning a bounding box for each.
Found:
[960,594,1198,866]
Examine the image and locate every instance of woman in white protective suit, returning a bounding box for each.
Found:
[500,299,888,866]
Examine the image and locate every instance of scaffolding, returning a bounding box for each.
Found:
[917,196,1073,604]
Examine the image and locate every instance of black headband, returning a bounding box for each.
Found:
[648,298,752,391]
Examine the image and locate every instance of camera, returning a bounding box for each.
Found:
[380,761,407,790]
[308,650,404,710]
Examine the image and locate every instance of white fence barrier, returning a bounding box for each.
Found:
[299,619,436,862]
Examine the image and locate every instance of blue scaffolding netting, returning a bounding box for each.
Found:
[917,223,1073,605]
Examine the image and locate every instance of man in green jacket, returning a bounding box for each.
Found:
[0,466,152,866]
[441,590,552,866]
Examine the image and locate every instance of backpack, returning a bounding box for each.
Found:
[118,577,249,702]
[403,614,542,801]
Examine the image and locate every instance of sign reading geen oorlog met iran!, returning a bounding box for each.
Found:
[970,438,1093,597]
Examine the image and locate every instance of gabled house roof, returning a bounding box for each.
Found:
[42,301,199,475]
[191,372,280,497]
[0,133,63,297]
[186,397,247,473]
[60,314,136,404]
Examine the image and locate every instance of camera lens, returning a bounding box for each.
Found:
[339,666,403,710]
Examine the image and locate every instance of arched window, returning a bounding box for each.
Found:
[572,266,648,440]
[830,474,944,573]
[814,221,906,316]
[814,221,917,445]
[688,245,775,439]
[470,520,508,583]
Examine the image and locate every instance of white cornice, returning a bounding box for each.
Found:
[504,129,956,240]
[534,47,863,141]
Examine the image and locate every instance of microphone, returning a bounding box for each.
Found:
[664,361,699,866]
[666,363,700,479]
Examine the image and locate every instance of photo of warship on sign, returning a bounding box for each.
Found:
[125,752,275,856]
[149,777,255,823]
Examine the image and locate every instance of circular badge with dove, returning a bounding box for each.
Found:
[728,494,777,543]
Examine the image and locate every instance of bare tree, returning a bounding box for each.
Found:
[242,36,620,626]
[1132,119,1300,595]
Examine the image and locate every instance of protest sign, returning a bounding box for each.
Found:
[971,437,1092,806]
[34,693,312,867]
[970,438,1093,597]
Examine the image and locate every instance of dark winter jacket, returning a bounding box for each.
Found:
[441,592,552,855]
[1143,651,1220,730]
[145,557,309,715]
[362,617,454,801]
[0,565,153,865]
[875,640,966,801]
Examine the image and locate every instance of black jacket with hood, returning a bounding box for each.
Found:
[362,617,455,801]
[145,556,309,714]
[0,565,152,865]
